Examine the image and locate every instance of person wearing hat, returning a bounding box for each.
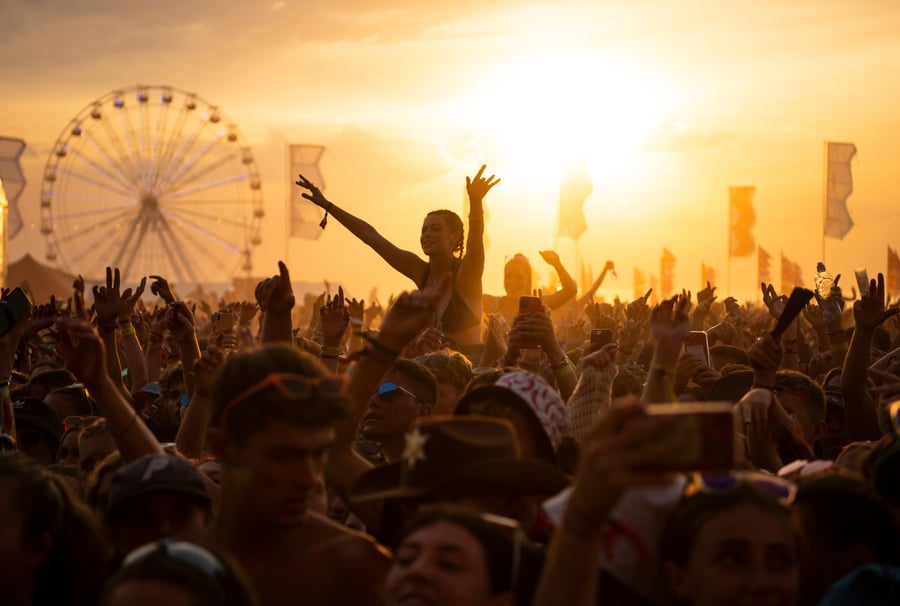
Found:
[12,396,63,466]
[105,453,213,554]
[350,415,569,546]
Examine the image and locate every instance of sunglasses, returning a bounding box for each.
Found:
[63,415,101,432]
[378,382,422,403]
[222,373,346,423]
[684,471,797,506]
[123,539,226,578]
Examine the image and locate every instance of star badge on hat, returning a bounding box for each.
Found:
[402,428,429,469]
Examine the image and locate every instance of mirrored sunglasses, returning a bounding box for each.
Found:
[378,382,422,403]
[124,539,226,578]
[685,471,796,506]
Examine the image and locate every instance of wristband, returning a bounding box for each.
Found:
[550,356,572,370]
[651,364,674,377]
[830,342,848,353]
[553,363,575,378]
[120,326,137,337]
[320,345,341,359]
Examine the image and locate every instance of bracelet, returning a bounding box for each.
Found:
[114,411,139,440]
[360,334,400,361]
[830,343,849,353]
[553,363,575,378]
[120,326,137,337]
[550,356,572,370]
[98,321,118,333]
[320,345,341,358]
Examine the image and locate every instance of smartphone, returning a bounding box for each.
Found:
[518,295,543,315]
[684,331,711,367]
[855,268,870,297]
[212,311,235,333]
[590,329,613,350]
[644,403,735,471]
[518,296,543,348]
[0,287,30,337]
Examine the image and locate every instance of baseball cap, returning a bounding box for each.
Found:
[106,453,211,518]
[12,397,63,443]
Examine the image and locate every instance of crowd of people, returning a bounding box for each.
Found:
[2,164,900,605]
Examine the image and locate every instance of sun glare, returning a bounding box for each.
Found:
[447,51,675,217]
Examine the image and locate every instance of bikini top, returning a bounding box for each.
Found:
[417,263,481,334]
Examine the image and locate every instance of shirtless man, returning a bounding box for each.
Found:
[207,344,390,606]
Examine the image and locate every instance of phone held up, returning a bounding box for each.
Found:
[0,287,30,337]
[590,329,613,353]
[683,330,711,367]
[644,402,734,471]
[518,296,543,348]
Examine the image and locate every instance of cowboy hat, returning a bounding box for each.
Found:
[350,415,568,503]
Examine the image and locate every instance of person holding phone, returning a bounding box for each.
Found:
[296,166,499,358]
[483,250,579,328]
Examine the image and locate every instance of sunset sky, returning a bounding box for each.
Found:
[2,0,898,302]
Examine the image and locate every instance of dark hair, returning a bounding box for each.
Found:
[391,358,439,407]
[0,453,109,606]
[709,344,749,367]
[397,506,515,595]
[417,350,474,397]
[84,451,124,513]
[101,541,257,606]
[426,210,464,258]
[776,370,826,423]
[211,345,350,446]
[27,368,78,396]
[659,482,792,569]
[795,472,900,565]
[48,385,97,416]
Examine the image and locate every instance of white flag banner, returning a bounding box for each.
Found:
[288,144,326,239]
[824,142,856,239]
[0,137,26,239]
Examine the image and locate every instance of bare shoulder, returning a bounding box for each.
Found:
[305,512,392,563]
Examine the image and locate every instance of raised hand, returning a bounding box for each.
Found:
[256,261,295,314]
[164,301,196,346]
[854,273,900,330]
[319,286,350,346]
[697,281,716,304]
[648,296,691,346]
[148,275,176,304]
[193,341,225,398]
[295,174,331,209]
[465,165,501,202]
[378,273,452,352]
[56,317,107,387]
[347,297,365,326]
[92,267,145,325]
[626,289,653,323]
[761,282,786,320]
[538,250,562,266]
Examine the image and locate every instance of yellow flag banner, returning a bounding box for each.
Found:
[781,253,797,294]
[701,262,716,289]
[288,144,326,239]
[824,142,856,240]
[758,246,772,285]
[888,246,900,297]
[729,186,756,257]
[661,248,676,298]
[633,268,646,300]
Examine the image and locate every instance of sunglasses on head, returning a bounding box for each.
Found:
[684,471,797,506]
[63,415,101,432]
[222,373,346,422]
[378,382,422,403]
[124,539,226,578]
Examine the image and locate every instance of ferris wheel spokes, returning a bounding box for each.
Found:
[69,139,136,194]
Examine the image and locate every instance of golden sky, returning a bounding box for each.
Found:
[2,0,899,302]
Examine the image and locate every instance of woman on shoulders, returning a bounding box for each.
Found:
[296,166,499,356]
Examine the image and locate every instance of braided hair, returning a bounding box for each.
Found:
[426,210,465,258]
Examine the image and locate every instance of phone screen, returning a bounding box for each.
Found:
[684,331,710,366]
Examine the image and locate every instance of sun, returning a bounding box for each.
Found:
[446,50,677,219]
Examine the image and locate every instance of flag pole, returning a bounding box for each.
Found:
[822,141,827,264]
[285,144,290,265]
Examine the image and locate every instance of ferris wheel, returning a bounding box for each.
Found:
[40,85,264,284]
